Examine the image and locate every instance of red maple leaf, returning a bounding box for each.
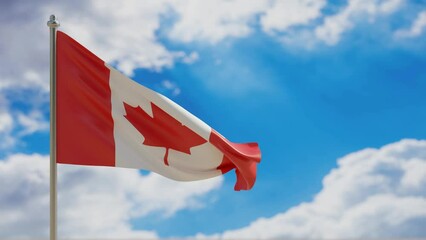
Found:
[123,102,207,166]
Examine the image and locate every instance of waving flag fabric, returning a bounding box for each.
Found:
[56,31,261,190]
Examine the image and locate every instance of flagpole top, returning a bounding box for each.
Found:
[47,15,60,28]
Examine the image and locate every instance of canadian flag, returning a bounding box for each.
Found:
[56,31,261,190]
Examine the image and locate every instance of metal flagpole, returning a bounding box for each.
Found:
[47,14,59,240]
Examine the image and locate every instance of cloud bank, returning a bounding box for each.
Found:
[0,154,222,238]
[2,140,425,238]
[198,139,426,239]
[1,0,424,94]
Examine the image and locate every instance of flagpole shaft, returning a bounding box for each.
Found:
[47,15,59,240]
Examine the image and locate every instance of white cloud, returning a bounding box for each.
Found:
[395,11,426,38]
[0,115,14,148]
[0,8,50,92]
[50,0,198,76]
[162,79,181,96]
[260,0,325,34]
[167,0,270,43]
[167,0,413,47]
[17,110,49,136]
[0,153,223,238]
[168,0,327,43]
[181,51,200,64]
[380,0,404,13]
[0,104,13,134]
[203,139,426,239]
[0,0,418,96]
[0,97,15,149]
[0,95,48,149]
[0,0,200,96]
[316,0,404,45]
[0,0,418,97]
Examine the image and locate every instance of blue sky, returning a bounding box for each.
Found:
[133,21,426,236]
[1,0,426,239]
